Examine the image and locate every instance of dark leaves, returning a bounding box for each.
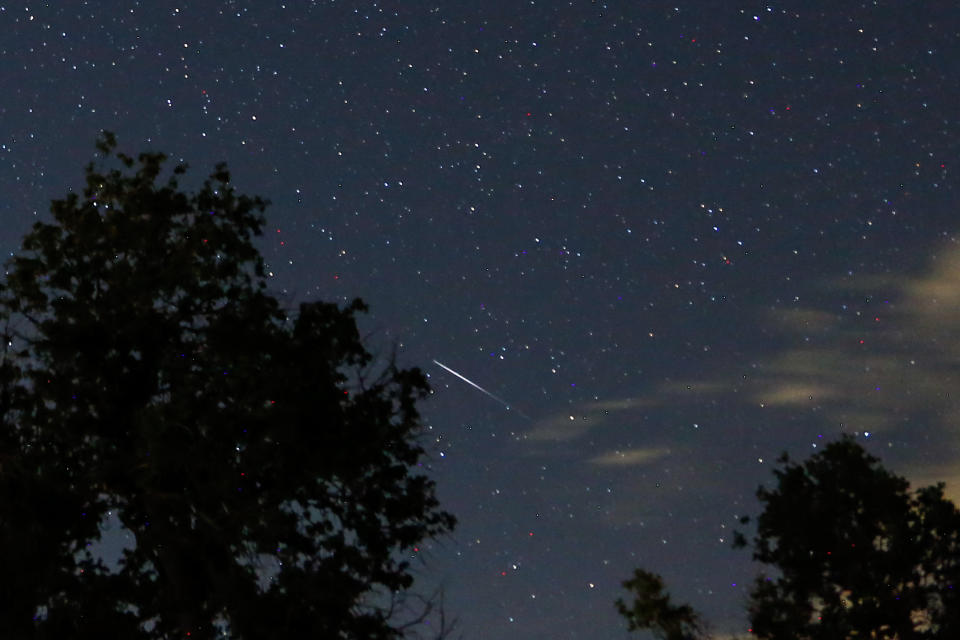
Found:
[738,436,960,639]
[615,569,706,640]
[0,133,454,639]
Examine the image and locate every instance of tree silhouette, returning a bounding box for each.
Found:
[619,438,960,639]
[615,569,705,640]
[735,437,960,639]
[0,132,455,638]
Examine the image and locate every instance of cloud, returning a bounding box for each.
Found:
[588,447,671,467]
[642,239,960,493]
[519,240,960,490]
[524,398,653,442]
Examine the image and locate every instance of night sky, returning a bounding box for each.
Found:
[4,2,960,637]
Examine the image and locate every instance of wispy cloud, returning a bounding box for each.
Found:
[588,447,671,467]
[522,240,960,497]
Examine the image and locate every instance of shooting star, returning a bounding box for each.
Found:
[432,359,529,419]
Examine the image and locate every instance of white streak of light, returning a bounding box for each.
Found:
[432,359,513,409]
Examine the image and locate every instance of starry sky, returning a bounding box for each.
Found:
[3,2,960,638]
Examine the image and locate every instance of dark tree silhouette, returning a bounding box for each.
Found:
[615,569,706,640]
[619,438,960,639]
[0,133,455,638]
[735,437,960,639]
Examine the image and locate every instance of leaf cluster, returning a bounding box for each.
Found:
[0,133,455,639]
[619,437,960,639]
[737,437,960,639]
[615,569,706,640]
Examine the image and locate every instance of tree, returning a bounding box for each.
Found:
[618,438,960,639]
[735,437,960,639]
[615,569,706,640]
[0,132,455,638]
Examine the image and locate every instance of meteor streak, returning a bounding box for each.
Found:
[432,359,526,418]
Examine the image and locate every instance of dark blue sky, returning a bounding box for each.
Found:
[4,2,960,637]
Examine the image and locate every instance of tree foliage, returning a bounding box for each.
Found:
[619,438,960,639]
[615,569,705,640]
[0,132,455,638]
[736,437,960,639]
